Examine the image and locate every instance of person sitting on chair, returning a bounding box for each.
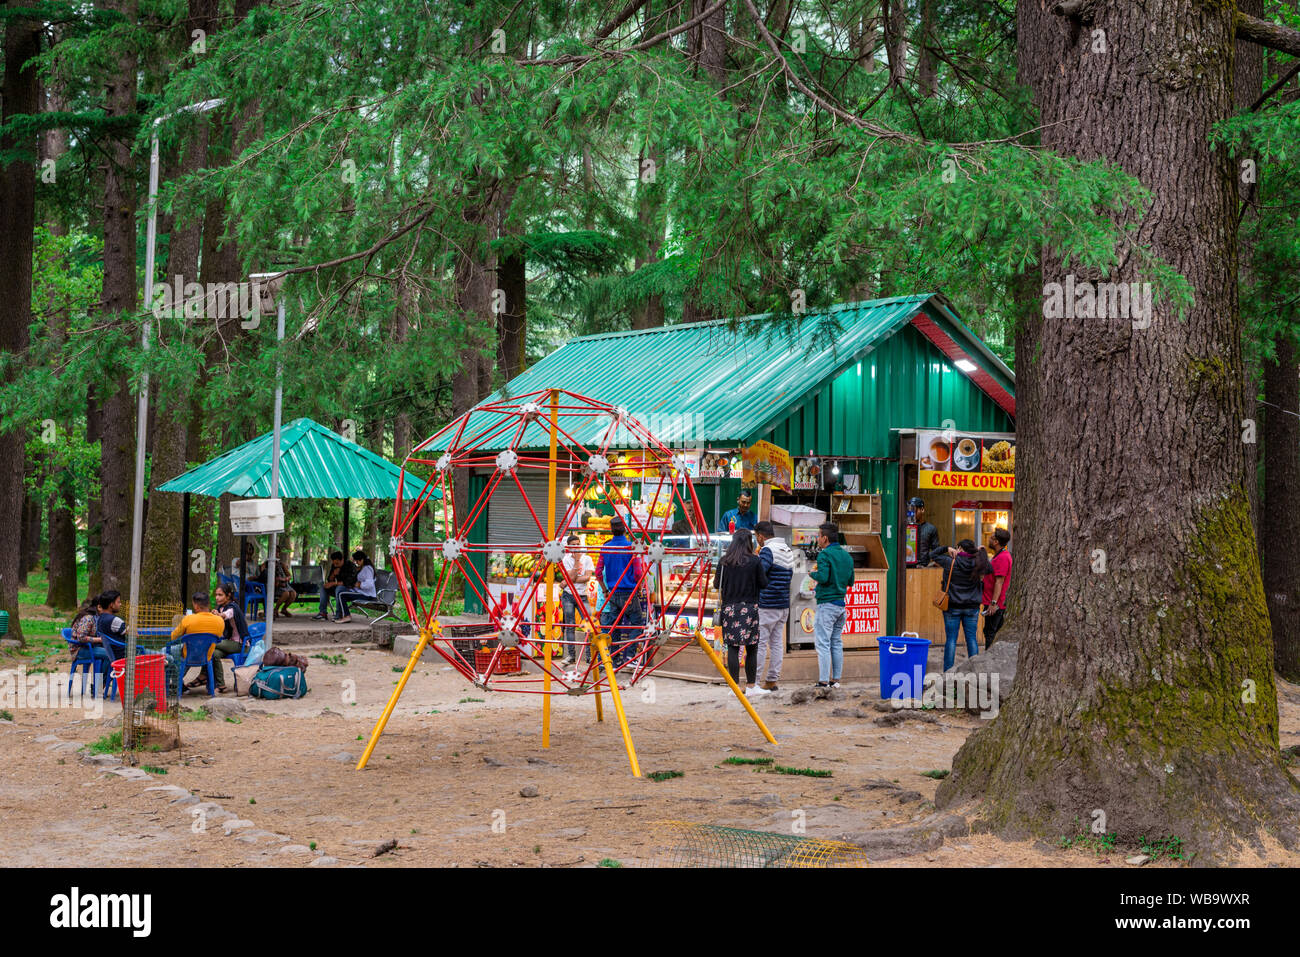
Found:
[333,550,377,623]
[312,550,356,620]
[71,594,113,667]
[255,546,298,619]
[169,592,232,693]
[94,590,129,654]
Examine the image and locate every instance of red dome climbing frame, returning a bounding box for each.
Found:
[357,388,776,776]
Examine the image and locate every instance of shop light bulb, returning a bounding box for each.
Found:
[832,461,840,475]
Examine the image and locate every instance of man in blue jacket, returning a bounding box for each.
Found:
[594,518,644,670]
[754,521,794,691]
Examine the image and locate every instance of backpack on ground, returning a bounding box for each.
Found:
[249,665,308,700]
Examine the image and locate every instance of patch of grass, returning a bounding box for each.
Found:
[225,716,241,724]
[141,765,167,775]
[356,735,363,740]
[533,845,541,854]
[647,770,683,782]
[180,709,210,722]
[770,765,832,778]
[0,709,12,722]
[86,731,123,754]
[598,858,623,868]
[309,841,317,851]
[458,697,484,704]
[391,665,404,673]
[920,769,950,779]
[1138,835,1189,863]
[312,653,347,666]
[410,828,419,835]
[721,756,773,766]
[249,798,256,805]
[1059,830,1118,855]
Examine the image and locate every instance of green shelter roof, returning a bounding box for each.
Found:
[157,417,406,499]
[426,293,1014,452]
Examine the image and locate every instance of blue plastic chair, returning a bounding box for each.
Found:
[242,580,267,620]
[99,630,127,662]
[64,628,116,699]
[175,633,222,697]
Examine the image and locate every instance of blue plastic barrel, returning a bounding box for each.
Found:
[876,633,930,700]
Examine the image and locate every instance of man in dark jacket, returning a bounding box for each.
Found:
[909,497,941,566]
[754,521,794,691]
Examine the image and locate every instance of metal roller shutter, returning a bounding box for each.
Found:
[485,473,560,548]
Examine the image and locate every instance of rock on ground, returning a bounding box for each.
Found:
[943,640,1018,714]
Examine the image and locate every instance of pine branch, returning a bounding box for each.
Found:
[1236,12,1300,58]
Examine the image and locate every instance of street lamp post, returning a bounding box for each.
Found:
[125,98,224,752]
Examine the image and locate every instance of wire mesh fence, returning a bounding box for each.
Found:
[113,653,182,753]
[648,821,871,868]
[119,602,185,644]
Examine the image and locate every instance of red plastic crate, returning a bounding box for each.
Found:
[475,647,522,675]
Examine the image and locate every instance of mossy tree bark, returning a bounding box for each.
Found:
[937,0,1300,858]
[0,0,41,644]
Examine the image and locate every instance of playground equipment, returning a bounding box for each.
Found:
[357,389,776,775]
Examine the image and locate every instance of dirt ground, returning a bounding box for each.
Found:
[4,645,1300,868]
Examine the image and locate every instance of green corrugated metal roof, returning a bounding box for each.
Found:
[429,294,1010,452]
[157,418,405,499]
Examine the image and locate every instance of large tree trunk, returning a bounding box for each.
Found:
[0,0,41,643]
[631,139,666,330]
[96,0,140,592]
[86,389,103,595]
[140,82,212,604]
[915,0,938,96]
[937,0,1300,858]
[41,52,79,611]
[1263,335,1300,678]
[1237,0,1263,544]
[497,246,527,380]
[882,0,907,87]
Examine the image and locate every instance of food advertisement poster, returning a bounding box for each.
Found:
[742,440,793,491]
[791,458,822,491]
[697,449,741,483]
[917,429,1016,492]
[843,578,883,636]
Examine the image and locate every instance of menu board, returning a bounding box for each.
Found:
[917,429,1016,492]
[843,578,883,636]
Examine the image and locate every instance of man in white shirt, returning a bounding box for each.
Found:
[560,533,594,666]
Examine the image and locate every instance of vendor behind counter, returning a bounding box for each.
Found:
[909,496,941,565]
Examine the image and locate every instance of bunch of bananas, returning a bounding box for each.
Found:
[507,553,539,576]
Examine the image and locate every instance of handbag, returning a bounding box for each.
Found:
[932,560,953,611]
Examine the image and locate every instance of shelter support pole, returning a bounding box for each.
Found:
[543,389,558,748]
[693,631,778,745]
[238,534,247,607]
[595,634,639,776]
[180,492,190,603]
[357,624,435,770]
[342,498,350,551]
